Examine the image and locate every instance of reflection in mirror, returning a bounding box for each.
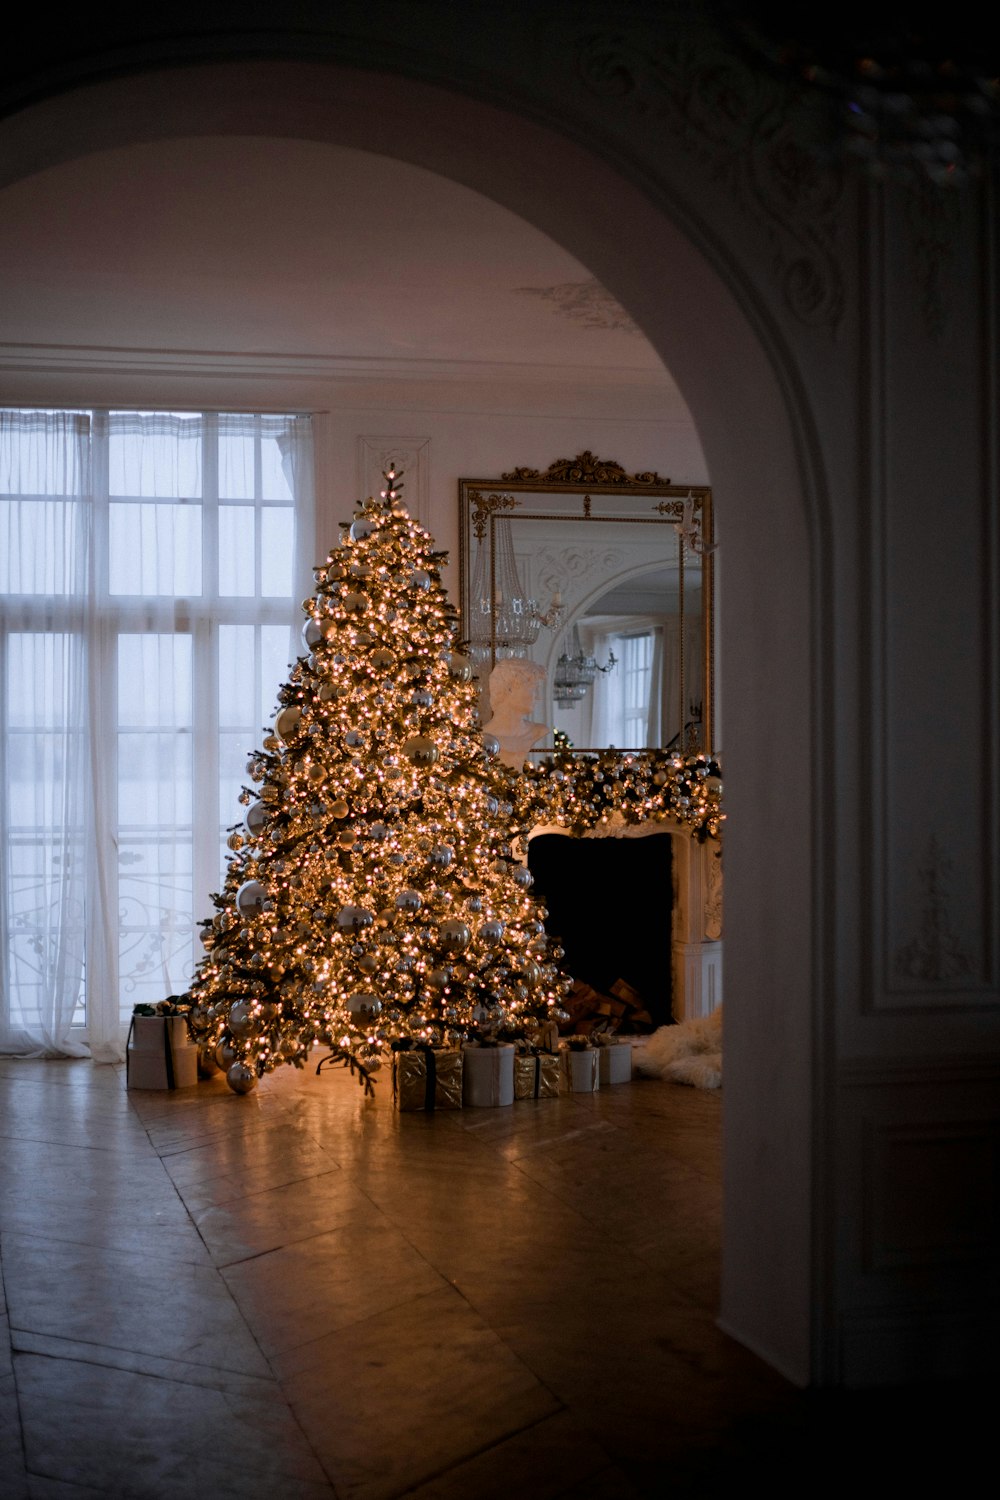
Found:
[458,454,714,755]
[553,559,704,750]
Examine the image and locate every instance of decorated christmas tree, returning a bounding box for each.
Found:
[186,469,569,1094]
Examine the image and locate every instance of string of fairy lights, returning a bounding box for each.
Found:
[186,469,571,1093]
[517,748,723,843]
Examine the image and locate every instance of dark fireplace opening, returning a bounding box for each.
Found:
[527,833,673,1031]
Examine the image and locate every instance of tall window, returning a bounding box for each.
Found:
[0,410,314,1059]
[620,631,655,747]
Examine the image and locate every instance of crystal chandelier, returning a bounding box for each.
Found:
[468,514,562,667]
[553,627,616,708]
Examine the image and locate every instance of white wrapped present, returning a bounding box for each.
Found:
[462,1042,515,1107]
[596,1039,633,1086]
[562,1045,600,1093]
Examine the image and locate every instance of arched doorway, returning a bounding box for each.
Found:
[0,55,826,1385]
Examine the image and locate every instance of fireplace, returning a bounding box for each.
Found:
[525,816,722,1024]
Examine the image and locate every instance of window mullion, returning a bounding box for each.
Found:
[0,631,9,1034]
[87,411,118,1031]
[193,416,220,925]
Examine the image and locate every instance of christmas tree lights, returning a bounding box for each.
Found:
[186,469,569,1094]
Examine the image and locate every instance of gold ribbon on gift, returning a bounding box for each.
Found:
[513,1051,560,1100]
[391,1045,463,1111]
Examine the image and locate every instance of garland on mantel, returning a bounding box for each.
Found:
[512,748,723,843]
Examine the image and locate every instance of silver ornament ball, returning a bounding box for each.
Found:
[226,1062,258,1095]
[235,879,267,915]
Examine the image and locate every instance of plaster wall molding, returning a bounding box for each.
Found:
[0,341,672,392]
[892,835,975,987]
[357,436,430,517]
[513,279,642,334]
[573,24,847,331]
[903,178,966,340]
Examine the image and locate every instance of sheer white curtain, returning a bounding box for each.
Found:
[579,617,665,749]
[578,621,617,747]
[1,409,314,1062]
[0,412,92,1056]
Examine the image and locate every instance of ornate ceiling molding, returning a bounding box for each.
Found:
[573,23,847,332]
[513,279,641,334]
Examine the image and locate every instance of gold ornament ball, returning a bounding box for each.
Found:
[331,798,350,818]
[439,919,471,954]
[347,993,382,1016]
[447,652,473,682]
[244,800,268,835]
[228,1000,252,1036]
[336,904,375,931]
[403,735,438,768]
[215,1039,238,1071]
[274,705,302,741]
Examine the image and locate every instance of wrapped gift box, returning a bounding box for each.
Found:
[391,1046,463,1111]
[513,1051,561,1100]
[129,1014,192,1052]
[596,1040,633,1086]
[462,1043,514,1107]
[561,1046,600,1093]
[126,1037,199,1090]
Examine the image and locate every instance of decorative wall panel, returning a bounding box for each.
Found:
[357,436,430,517]
[866,178,999,1010]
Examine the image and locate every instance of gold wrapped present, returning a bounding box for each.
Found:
[513,1051,561,1100]
[391,1045,463,1111]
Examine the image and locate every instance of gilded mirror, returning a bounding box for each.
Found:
[458,452,714,753]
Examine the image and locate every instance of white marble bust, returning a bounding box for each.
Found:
[485,658,549,769]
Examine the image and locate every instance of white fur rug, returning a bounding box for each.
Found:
[635,1007,722,1089]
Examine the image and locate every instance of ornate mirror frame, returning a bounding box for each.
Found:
[458,452,715,754]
